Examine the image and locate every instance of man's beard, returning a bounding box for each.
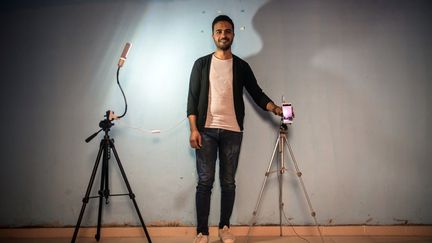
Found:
[215,39,232,51]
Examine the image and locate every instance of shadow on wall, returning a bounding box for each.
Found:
[0,0,179,12]
[243,0,432,224]
[0,0,156,227]
[247,0,432,164]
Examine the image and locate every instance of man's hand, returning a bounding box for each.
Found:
[266,102,283,116]
[272,106,283,116]
[189,130,202,149]
[188,115,202,149]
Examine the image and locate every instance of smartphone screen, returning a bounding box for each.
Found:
[282,103,293,124]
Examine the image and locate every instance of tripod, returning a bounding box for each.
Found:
[247,121,324,242]
[71,111,152,243]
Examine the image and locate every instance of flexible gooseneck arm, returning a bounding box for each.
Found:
[116,66,128,119]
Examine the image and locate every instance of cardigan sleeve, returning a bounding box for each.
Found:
[243,62,273,111]
[187,59,202,117]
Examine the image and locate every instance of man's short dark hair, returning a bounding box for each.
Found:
[212,15,234,32]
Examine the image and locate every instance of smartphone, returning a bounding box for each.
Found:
[282,103,293,124]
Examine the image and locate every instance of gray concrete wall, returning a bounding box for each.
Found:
[1,0,431,227]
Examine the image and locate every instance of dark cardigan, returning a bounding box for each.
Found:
[187,53,272,131]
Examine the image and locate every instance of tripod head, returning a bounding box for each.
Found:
[85,111,117,143]
[99,110,115,132]
[279,118,288,131]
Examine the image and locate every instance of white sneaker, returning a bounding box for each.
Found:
[193,233,209,243]
[219,225,235,243]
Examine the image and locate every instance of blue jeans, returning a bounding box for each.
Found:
[195,128,243,235]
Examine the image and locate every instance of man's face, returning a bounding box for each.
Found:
[212,21,234,51]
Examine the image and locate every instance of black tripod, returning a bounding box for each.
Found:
[71,111,152,243]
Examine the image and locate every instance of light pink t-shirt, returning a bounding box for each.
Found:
[204,55,241,132]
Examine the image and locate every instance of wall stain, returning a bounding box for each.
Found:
[149,220,183,227]
[393,218,409,225]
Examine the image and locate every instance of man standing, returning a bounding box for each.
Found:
[187,15,282,243]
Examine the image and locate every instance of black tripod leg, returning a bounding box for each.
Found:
[71,141,104,243]
[95,139,110,241]
[110,140,152,243]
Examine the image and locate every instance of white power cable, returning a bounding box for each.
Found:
[116,117,187,135]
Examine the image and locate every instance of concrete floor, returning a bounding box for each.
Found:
[2,236,432,243]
